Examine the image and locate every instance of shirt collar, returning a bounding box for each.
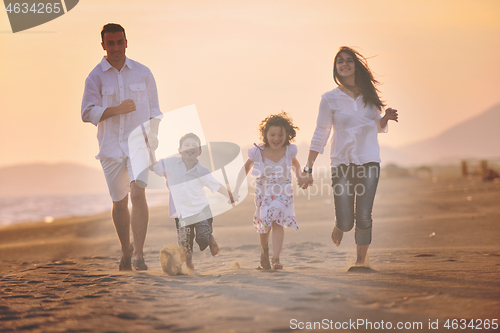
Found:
[124,57,133,69]
[176,157,202,173]
[100,56,133,72]
[336,87,362,100]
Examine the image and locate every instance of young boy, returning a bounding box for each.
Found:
[152,133,233,271]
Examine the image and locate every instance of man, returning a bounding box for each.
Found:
[82,23,162,271]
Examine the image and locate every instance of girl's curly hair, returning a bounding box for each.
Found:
[258,111,299,147]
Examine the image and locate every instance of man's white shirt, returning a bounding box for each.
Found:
[81,56,162,160]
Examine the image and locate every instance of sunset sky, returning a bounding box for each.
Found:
[1,0,499,169]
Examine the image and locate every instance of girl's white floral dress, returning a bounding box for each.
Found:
[248,144,299,233]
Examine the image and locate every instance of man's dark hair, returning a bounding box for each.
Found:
[101,23,126,43]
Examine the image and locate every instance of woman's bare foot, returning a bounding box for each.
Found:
[259,246,271,270]
[331,226,343,246]
[271,257,283,270]
[209,237,219,256]
[355,244,369,266]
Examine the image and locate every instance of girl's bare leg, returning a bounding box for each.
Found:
[259,231,271,270]
[271,222,284,269]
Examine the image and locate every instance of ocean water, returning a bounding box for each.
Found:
[0,190,169,227]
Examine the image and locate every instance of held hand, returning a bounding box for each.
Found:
[147,136,159,151]
[297,173,307,189]
[118,99,136,115]
[228,190,235,205]
[229,190,239,204]
[300,172,313,189]
[384,107,398,122]
[305,172,314,188]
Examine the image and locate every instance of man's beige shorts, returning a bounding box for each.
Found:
[100,154,149,202]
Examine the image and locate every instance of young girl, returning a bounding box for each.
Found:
[234,112,304,270]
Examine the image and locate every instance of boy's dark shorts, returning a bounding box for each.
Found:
[175,217,213,254]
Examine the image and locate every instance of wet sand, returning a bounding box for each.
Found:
[1,176,499,332]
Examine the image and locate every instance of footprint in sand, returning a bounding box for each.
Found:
[216,316,254,322]
[295,266,314,270]
[159,243,188,276]
[26,280,44,284]
[94,277,117,283]
[347,266,377,273]
[117,312,140,320]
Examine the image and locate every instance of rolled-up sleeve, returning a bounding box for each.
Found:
[375,108,388,133]
[202,173,222,193]
[81,76,105,126]
[309,97,333,153]
[152,159,164,177]
[146,70,162,119]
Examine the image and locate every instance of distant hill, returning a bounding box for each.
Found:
[0,163,108,197]
[381,103,500,166]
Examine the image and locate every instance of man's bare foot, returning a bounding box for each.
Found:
[331,226,343,246]
[119,243,133,271]
[209,237,219,256]
[118,257,132,271]
[271,258,283,270]
[259,246,271,270]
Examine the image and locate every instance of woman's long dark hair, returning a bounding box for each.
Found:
[333,46,385,110]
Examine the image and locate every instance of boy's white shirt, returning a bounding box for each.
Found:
[153,156,221,219]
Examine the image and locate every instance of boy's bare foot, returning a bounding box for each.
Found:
[331,226,343,246]
[186,253,195,271]
[259,246,271,270]
[271,258,283,270]
[209,237,219,256]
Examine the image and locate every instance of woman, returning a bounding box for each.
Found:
[304,46,398,267]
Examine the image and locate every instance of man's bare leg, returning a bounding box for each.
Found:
[112,195,133,271]
[259,232,271,270]
[130,181,149,269]
[331,225,344,247]
[355,244,369,266]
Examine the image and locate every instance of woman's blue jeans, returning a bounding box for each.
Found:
[331,162,380,245]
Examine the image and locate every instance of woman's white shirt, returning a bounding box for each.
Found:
[309,88,388,167]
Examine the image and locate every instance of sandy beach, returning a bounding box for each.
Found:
[1,176,499,332]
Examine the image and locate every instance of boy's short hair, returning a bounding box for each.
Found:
[101,23,126,43]
[179,133,201,148]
